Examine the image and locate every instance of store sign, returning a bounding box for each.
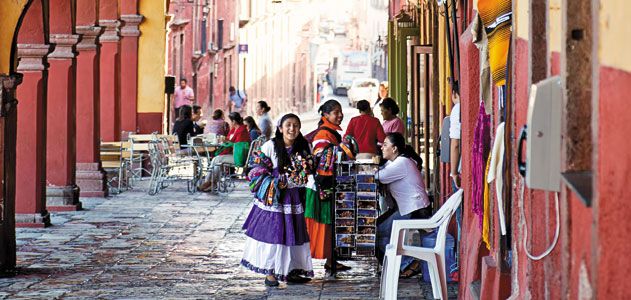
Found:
[238,44,248,53]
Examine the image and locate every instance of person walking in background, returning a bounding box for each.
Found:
[172,105,197,149]
[373,82,389,121]
[228,86,247,114]
[344,100,386,159]
[255,100,273,139]
[174,78,194,118]
[192,105,206,135]
[379,98,405,135]
[244,116,262,141]
[206,109,230,136]
[450,91,462,190]
[241,113,315,286]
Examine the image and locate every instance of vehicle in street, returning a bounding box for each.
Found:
[347,78,380,107]
[329,51,371,95]
[333,23,347,36]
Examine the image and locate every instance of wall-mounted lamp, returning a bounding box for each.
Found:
[394,11,414,37]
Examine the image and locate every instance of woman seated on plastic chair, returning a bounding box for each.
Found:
[198,112,250,191]
[375,132,431,278]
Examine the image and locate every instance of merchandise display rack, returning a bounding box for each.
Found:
[330,160,381,274]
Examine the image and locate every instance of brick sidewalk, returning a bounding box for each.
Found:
[0,182,456,299]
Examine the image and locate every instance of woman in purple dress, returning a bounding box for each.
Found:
[241,113,315,287]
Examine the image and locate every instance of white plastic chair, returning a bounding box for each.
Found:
[380,189,464,300]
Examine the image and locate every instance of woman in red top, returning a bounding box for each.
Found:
[344,100,386,159]
[199,112,250,191]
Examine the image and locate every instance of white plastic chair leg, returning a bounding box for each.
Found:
[436,254,449,300]
[383,244,402,300]
[426,258,441,300]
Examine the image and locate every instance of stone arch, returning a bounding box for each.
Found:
[0,0,32,75]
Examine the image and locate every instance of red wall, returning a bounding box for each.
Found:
[440,6,631,300]
[167,0,237,117]
[596,66,631,299]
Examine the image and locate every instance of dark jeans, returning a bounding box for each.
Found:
[376,206,432,268]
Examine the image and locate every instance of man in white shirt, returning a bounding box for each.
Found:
[449,91,461,189]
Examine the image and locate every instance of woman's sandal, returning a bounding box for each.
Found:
[324,263,352,271]
[264,277,279,287]
[400,262,422,279]
[286,274,312,284]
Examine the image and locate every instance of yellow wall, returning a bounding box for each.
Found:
[0,0,29,75]
[514,0,529,40]
[438,5,450,111]
[548,0,562,53]
[137,0,168,113]
[599,0,631,72]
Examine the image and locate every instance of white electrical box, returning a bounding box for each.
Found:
[526,76,562,192]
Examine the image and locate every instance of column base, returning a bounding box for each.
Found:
[46,185,81,211]
[76,163,107,197]
[15,212,51,228]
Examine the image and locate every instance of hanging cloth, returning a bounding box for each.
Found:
[471,12,493,114]
[482,154,492,250]
[471,101,491,229]
[477,0,512,86]
[487,122,507,235]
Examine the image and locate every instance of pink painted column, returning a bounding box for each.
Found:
[98,20,121,142]
[45,34,82,211]
[15,44,51,228]
[119,14,143,133]
[75,26,108,197]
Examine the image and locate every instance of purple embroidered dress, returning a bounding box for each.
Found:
[241,141,314,281]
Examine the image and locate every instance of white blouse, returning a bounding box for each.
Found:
[376,156,430,216]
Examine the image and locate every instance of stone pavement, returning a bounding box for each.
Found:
[0,182,457,299]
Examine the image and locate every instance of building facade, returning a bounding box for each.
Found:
[238,0,316,118]
[167,0,240,120]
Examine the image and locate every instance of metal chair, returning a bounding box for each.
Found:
[100,141,131,194]
[147,136,199,195]
[188,136,214,193]
[125,133,156,186]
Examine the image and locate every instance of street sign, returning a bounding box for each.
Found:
[238,44,248,53]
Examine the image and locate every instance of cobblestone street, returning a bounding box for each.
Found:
[0,182,456,299]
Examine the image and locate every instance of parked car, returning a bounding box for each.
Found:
[333,24,347,36]
[347,78,380,107]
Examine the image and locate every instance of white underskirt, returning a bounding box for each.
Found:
[241,236,314,280]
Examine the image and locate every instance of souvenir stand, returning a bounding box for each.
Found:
[330,160,381,275]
